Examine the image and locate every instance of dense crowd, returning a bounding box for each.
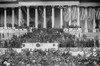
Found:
[0,48,100,66]
[0,28,99,48]
[0,28,100,66]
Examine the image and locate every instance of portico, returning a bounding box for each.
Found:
[0,0,100,33]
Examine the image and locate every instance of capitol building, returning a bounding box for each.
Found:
[0,0,100,40]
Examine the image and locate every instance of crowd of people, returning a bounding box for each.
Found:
[0,28,100,66]
[0,48,100,66]
[0,28,99,48]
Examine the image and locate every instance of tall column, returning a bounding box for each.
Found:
[12,8,14,28]
[77,6,80,26]
[93,9,96,32]
[18,7,21,26]
[85,7,88,32]
[35,7,38,28]
[4,8,7,29]
[69,6,71,26]
[43,6,46,28]
[27,6,30,27]
[52,6,55,28]
[60,6,63,28]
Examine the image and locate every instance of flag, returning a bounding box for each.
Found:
[92,8,96,20]
[74,7,78,20]
[91,8,94,20]
[63,7,70,22]
[71,6,78,25]
[98,8,100,20]
[96,8,99,19]
[80,8,85,21]
[87,8,91,21]
[87,8,95,21]
[96,8,100,20]
[83,8,87,21]
[39,7,44,18]
[80,8,83,20]
[72,7,78,21]
[81,8,85,20]
[71,7,75,21]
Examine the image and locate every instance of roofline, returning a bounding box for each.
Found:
[0,1,100,7]
[19,1,79,6]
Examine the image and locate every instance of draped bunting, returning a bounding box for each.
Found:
[63,7,70,22]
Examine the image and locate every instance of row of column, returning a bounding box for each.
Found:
[4,8,15,29]
[18,6,56,28]
[34,6,56,28]
[3,6,80,29]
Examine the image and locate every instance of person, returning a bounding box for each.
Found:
[1,59,8,66]
[95,39,99,47]
[94,36,99,47]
